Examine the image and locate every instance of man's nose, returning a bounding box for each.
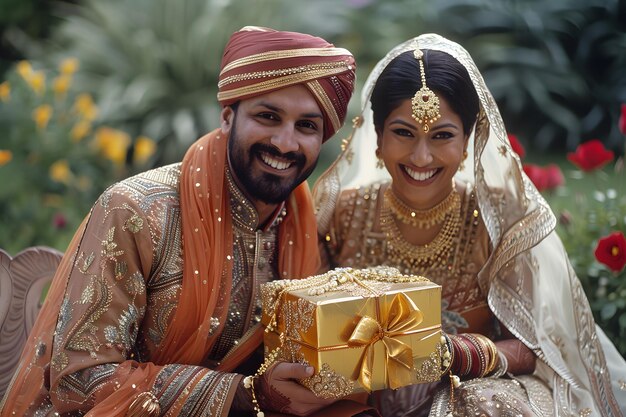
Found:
[270,126,299,154]
[409,139,433,167]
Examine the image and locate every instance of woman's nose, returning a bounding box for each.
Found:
[409,140,433,167]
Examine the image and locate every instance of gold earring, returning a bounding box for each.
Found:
[411,49,441,133]
[376,155,385,169]
[459,150,468,171]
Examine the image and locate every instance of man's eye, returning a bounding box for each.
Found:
[258,112,279,121]
[298,120,318,131]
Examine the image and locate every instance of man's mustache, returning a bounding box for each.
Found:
[251,143,306,166]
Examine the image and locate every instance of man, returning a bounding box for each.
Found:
[0,27,357,416]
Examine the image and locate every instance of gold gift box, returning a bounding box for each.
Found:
[261,267,444,398]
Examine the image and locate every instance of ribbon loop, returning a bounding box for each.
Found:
[347,292,423,391]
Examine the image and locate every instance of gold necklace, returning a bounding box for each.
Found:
[385,186,460,228]
[381,191,461,272]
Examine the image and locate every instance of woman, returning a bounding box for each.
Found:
[313,34,626,416]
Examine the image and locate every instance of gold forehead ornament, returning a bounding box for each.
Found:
[411,49,441,133]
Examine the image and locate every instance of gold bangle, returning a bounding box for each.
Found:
[473,334,498,375]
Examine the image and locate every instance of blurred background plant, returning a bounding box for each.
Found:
[0,57,156,253]
[1,0,625,353]
[516,121,626,355]
[551,160,626,355]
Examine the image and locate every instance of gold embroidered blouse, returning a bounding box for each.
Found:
[324,181,494,337]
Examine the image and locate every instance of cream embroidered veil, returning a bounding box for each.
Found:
[313,34,625,416]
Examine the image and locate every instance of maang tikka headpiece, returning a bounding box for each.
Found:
[411,49,441,132]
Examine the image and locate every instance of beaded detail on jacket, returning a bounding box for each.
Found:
[33,163,274,416]
[208,169,282,359]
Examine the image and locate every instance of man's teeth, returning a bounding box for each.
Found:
[261,153,292,170]
[405,167,437,181]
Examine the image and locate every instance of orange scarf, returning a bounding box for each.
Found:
[152,128,321,367]
[0,129,320,416]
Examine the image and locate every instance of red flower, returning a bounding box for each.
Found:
[523,163,564,192]
[567,140,614,172]
[619,104,626,136]
[53,212,67,229]
[507,133,525,159]
[594,231,626,273]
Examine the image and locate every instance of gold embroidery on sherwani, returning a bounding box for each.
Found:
[43,164,242,416]
[208,168,281,360]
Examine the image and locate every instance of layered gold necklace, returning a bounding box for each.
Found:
[381,186,461,271]
[385,187,459,228]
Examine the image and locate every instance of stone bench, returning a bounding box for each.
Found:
[0,247,62,400]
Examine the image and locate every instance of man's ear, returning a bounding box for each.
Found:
[220,106,235,135]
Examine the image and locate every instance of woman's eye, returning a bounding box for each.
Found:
[432,131,454,140]
[392,128,413,137]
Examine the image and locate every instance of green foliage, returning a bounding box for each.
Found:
[0,0,77,73]
[340,0,626,153]
[0,59,157,254]
[545,164,626,356]
[17,0,349,166]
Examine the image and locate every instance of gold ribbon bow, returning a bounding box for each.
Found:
[348,292,424,391]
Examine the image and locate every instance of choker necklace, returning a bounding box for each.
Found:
[381,188,462,271]
[385,186,460,228]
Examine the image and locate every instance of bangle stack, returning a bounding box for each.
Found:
[448,333,498,379]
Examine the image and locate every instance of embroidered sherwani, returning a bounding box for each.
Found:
[29,164,282,416]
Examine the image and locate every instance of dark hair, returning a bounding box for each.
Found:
[370,50,479,136]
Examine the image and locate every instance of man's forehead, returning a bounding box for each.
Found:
[242,86,323,117]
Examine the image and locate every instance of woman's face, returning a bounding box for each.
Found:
[378,96,468,209]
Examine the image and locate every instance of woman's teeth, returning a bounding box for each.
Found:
[261,153,292,170]
[405,166,437,181]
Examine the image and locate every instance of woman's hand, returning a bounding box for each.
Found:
[256,362,336,416]
[495,339,536,375]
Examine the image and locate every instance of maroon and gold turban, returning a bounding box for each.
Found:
[218,26,356,141]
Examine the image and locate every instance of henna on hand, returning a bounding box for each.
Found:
[495,339,536,375]
[256,363,292,414]
[231,376,255,412]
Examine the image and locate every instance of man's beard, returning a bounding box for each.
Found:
[228,114,319,205]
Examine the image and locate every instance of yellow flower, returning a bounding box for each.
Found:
[71,120,92,142]
[73,93,98,121]
[53,75,72,97]
[95,127,130,165]
[134,136,157,164]
[16,61,33,80]
[59,57,79,75]
[49,160,71,184]
[27,71,46,95]
[0,150,13,166]
[0,81,10,102]
[32,105,53,130]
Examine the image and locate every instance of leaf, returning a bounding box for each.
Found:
[601,302,617,320]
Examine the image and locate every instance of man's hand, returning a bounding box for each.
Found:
[256,362,336,416]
